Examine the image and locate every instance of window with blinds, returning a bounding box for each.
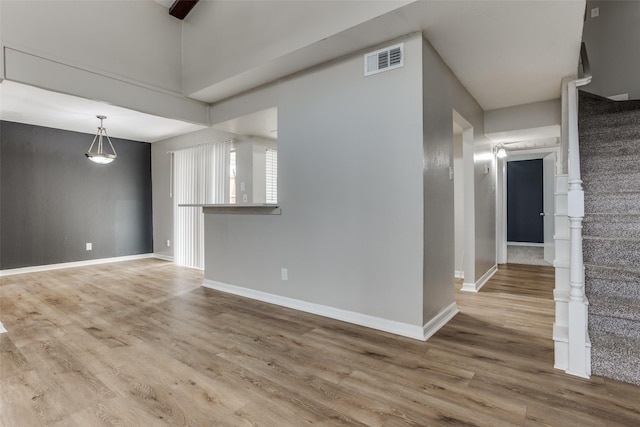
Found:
[266,149,278,204]
[173,140,231,269]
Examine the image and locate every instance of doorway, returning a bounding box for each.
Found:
[497,150,557,266]
[452,111,476,290]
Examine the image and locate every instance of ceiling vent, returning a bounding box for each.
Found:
[364,43,404,76]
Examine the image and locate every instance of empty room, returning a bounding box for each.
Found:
[1,1,639,425]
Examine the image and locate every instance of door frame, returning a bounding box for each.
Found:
[452,110,476,289]
[496,147,560,265]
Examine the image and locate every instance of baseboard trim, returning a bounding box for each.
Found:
[153,254,174,262]
[460,264,498,293]
[423,302,459,340]
[0,253,154,276]
[203,279,441,341]
[507,242,544,247]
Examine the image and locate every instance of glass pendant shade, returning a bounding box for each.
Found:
[86,115,117,164]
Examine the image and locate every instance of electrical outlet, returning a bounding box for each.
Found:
[166,239,171,247]
[240,182,246,191]
[281,268,288,281]
[242,194,248,203]
[86,242,92,251]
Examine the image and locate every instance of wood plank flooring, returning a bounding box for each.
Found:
[1,260,639,426]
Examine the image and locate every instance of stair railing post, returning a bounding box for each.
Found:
[565,76,591,378]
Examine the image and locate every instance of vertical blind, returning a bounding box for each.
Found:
[266,148,278,204]
[173,141,231,269]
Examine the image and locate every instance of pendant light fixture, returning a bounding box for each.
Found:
[85,115,117,164]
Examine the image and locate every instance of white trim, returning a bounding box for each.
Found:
[0,321,7,334]
[203,280,450,341]
[454,270,464,279]
[460,264,498,293]
[507,241,544,247]
[153,254,175,262]
[423,302,459,340]
[0,254,154,276]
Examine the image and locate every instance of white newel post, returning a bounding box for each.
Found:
[565,80,591,378]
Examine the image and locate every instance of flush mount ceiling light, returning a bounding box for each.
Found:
[496,144,507,159]
[85,115,117,164]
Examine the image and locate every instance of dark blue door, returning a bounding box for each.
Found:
[507,159,544,243]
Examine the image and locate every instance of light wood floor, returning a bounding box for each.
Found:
[1,260,639,426]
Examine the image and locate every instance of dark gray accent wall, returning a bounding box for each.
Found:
[0,120,152,269]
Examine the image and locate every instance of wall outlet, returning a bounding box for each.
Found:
[166,239,171,247]
[281,268,288,281]
[242,194,248,203]
[240,181,246,191]
[86,242,92,251]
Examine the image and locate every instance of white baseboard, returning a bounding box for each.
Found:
[203,280,456,341]
[0,253,155,276]
[460,264,498,293]
[507,241,544,247]
[153,254,174,262]
[423,302,459,340]
[454,270,464,279]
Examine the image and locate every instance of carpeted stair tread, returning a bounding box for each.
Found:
[590,315,640,340]
[590,332,640,386]
[579,90,640,386]
[583,236,640,268]
[579,90,640,114]
[588,295,640,322]
[585,264,640,282]
[585,192,640,214]
[579,114,640,133]
[583,214,640,239]
[582,172,640,193]
[579,125,640,145]
[581,153,640,172]
[585,264,640,300]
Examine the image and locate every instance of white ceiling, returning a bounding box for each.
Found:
[0,81,207,142]
[0,1,585,142]
[189,1,585,111]
[212,107,278,140]
[153,0,174,10]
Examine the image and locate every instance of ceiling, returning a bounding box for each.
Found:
[0,81,206,142]
[212,107,278,141]
[0,1,585,142]
[188,1,585,111]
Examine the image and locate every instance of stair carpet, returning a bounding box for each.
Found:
[578,90,640,386]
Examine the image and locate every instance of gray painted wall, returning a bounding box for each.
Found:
[0,121,152,269]
[582,1,640,100]
[421,37,495,311]
[151,31,497,329]
[203,33,425,326]
[0,0,182,92]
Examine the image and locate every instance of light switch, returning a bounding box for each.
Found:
[240,182,246,191]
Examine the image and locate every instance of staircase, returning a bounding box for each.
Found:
[578,90,640,385]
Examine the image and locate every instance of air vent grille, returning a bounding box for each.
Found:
[365,43,404,76]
